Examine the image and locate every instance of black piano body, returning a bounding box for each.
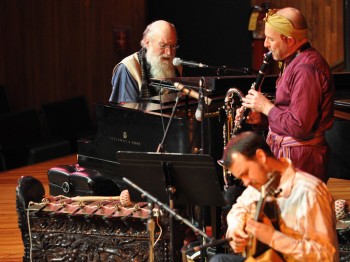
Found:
[77,74,283,188]
[77,74,279,169]
[77,94,226,188]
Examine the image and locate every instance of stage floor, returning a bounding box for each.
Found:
[0,154,349,261]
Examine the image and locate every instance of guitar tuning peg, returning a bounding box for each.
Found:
[274,188,282,197]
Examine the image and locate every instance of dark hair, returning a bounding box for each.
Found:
[219,131,274,167]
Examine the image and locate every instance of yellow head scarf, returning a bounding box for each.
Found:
[264,9,308,40]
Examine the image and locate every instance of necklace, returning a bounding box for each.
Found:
[280,42,311,73]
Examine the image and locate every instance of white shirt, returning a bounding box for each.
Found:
[226,158,339,261]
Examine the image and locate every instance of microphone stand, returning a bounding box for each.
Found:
[215,66,251,76]
[122,177,212,261]
[156,91,183,153]
[197,77,208,262]
[163,161,176,261]
[147,199,155,262]
[198,77,205,154]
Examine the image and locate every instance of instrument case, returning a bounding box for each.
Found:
[47,164,120,197]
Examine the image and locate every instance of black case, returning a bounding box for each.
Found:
[48,164,120,197]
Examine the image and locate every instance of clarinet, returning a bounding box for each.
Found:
[232,51,273,136]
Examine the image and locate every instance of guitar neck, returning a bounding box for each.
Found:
[245,172,281,258]
[254,197,266,221]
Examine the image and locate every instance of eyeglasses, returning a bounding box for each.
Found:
[158,42,179,51]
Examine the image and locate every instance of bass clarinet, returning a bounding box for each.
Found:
[232,51,273,136]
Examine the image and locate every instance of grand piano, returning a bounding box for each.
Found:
[77,75,280,190]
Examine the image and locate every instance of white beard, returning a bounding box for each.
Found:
[146,50,176,79]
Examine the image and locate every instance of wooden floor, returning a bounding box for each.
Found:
[0,154,77,261]
[0,154,350,261]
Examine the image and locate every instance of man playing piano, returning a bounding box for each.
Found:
[109,20,182,104]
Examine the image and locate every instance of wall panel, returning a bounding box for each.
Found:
[0,0,147,122]
[0,0,346,124]
[252,0,344,69]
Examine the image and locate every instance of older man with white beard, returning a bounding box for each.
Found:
[109,20,182,104]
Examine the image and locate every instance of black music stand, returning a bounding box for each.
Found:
[116,151,224,207]
[117,151,225,262]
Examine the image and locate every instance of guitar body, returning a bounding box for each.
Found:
[245,249,285,262]
[244,172,284,261]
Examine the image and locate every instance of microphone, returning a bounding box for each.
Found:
[195,78,205,121]
[173,57,209,68]
[195,97,203,121]
[195,99,203,122]
[119,189,133,207]
[186,238,233,254]
[173,82,212,105]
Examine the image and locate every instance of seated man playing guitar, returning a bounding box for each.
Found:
[211,131,338,262]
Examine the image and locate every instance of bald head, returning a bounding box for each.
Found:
[276,7,308,30]
[140,20,178,79]
[141,20,177,48]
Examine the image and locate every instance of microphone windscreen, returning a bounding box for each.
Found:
[195,104,203,122]
[173,57,181,66]
[119,189,132,207]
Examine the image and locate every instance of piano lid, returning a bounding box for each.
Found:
[114,93,198,113]
[150,75,279,94]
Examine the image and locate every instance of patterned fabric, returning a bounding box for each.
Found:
[137,48,155,100]
[266,128,326,159]
[110,49,182,103]
[335,199,349,221]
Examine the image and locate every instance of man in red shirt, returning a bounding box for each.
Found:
[241,7,334,183]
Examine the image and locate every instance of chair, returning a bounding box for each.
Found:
[41,96,96,152]
[325,118,350,179]
[16,176,45,261]
[0,85,11,114]
[0,146,6,171]
[0,109,71,170]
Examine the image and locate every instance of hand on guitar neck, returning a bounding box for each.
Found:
[244,208,276,257]
[226,172,280,257]
[225,205,278,256]
[226,172,282,258]
[244,171,282,260]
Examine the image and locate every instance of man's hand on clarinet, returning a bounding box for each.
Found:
[242,89,274,116]
[235,105,263,125]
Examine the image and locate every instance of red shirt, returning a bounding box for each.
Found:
[268,47,334,182]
